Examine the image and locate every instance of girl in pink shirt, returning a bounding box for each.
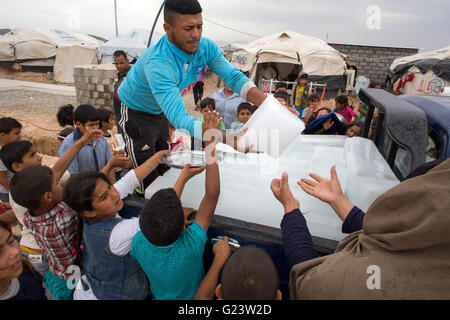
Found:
[334,95,355,124]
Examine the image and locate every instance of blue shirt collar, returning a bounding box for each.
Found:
[164,34,193,64]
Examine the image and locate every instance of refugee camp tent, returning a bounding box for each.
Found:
[96,28,163,64]
[230,31,348,99]
[220,42,246,61]
[0,27,102,83]
[387,45,450,96]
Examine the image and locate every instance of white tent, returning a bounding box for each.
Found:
[230,31,348,97]
[96,29,163,64]
[388,46,450,96]
[0,27,102,83]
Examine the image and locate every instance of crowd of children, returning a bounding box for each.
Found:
[0,69,381,301]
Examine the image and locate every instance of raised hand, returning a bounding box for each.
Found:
[180,164,206,181]
[110,150,132,169]
[297,166,343,204]
[270,172,300,214]
[79,128,103,145]
[213,236,231,265]
[323,118,334,131]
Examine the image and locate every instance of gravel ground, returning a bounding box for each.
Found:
[0,89,77,116]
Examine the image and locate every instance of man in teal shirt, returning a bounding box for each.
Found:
[117,0,266,191]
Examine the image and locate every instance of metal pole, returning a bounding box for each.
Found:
[147,0,165,48]
[114,0,119,36]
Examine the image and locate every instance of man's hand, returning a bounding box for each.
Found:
[270,172,300,214]
[110,150,132,169]
[287,106,300,117]
[224,128,256,154]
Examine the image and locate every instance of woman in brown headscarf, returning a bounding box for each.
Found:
[292,159,450,299]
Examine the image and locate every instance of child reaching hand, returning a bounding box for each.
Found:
[130,111,222,300]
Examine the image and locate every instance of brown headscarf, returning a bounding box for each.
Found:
[290,159,450,299]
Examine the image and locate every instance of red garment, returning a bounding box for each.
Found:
[24,202,79,280]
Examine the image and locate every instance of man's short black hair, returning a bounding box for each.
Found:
[74,104,99,125]
[0,117,22,134]
[97,108,114,128]
[113,50,128,59]
[57,104,74,127]
[237,102,253,114]
[200,97,216,111]
[164,0,203,25]
[63,169,112,214]
[221,246,279,300]
[10,165,53,210]
[0,140,33,173]
[139,188,184,246]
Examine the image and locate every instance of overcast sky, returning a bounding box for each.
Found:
[1,0,449,52]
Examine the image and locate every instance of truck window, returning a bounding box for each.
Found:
[426,125,442,162]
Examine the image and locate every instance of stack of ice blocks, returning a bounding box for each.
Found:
[145,136,400,242]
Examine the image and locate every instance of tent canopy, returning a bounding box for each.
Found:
[231,31,347,77]
[0,27,102,62]
[389,45,450,82]
[96,28,163,64]
[0,27,102,83]
[388,46,450,95]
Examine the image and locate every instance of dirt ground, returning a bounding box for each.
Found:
[0,71,359,158]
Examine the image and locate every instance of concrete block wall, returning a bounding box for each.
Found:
[328,43,419,85]
[73,64,117,110]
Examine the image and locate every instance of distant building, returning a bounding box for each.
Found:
[328,42,419,86]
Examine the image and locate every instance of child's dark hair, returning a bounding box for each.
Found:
[0,140,33,173]
[309,94,320,102]
[0,117,22,134]
[97,108,114,129]
[113,50,127,59]
[63,169,112,214]
[74,104,99,125]
[200,97,216,111]
[221,246,279,300]
[335,95,349,106]
[10,165,53,210]
[164,0,202,25]
[275,82,287,90]
[139,188,184,247]
[57,104,74,127]
[273,91,291,104]
[309,107,332,123]
[346,120,364,131]
[237,102,253,114]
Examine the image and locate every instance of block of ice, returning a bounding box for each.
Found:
[145,134,400,244]
[237,95,305,158]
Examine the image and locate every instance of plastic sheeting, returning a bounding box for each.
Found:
[145,136,399,242]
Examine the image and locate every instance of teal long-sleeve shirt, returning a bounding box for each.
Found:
[118,34,252,139]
